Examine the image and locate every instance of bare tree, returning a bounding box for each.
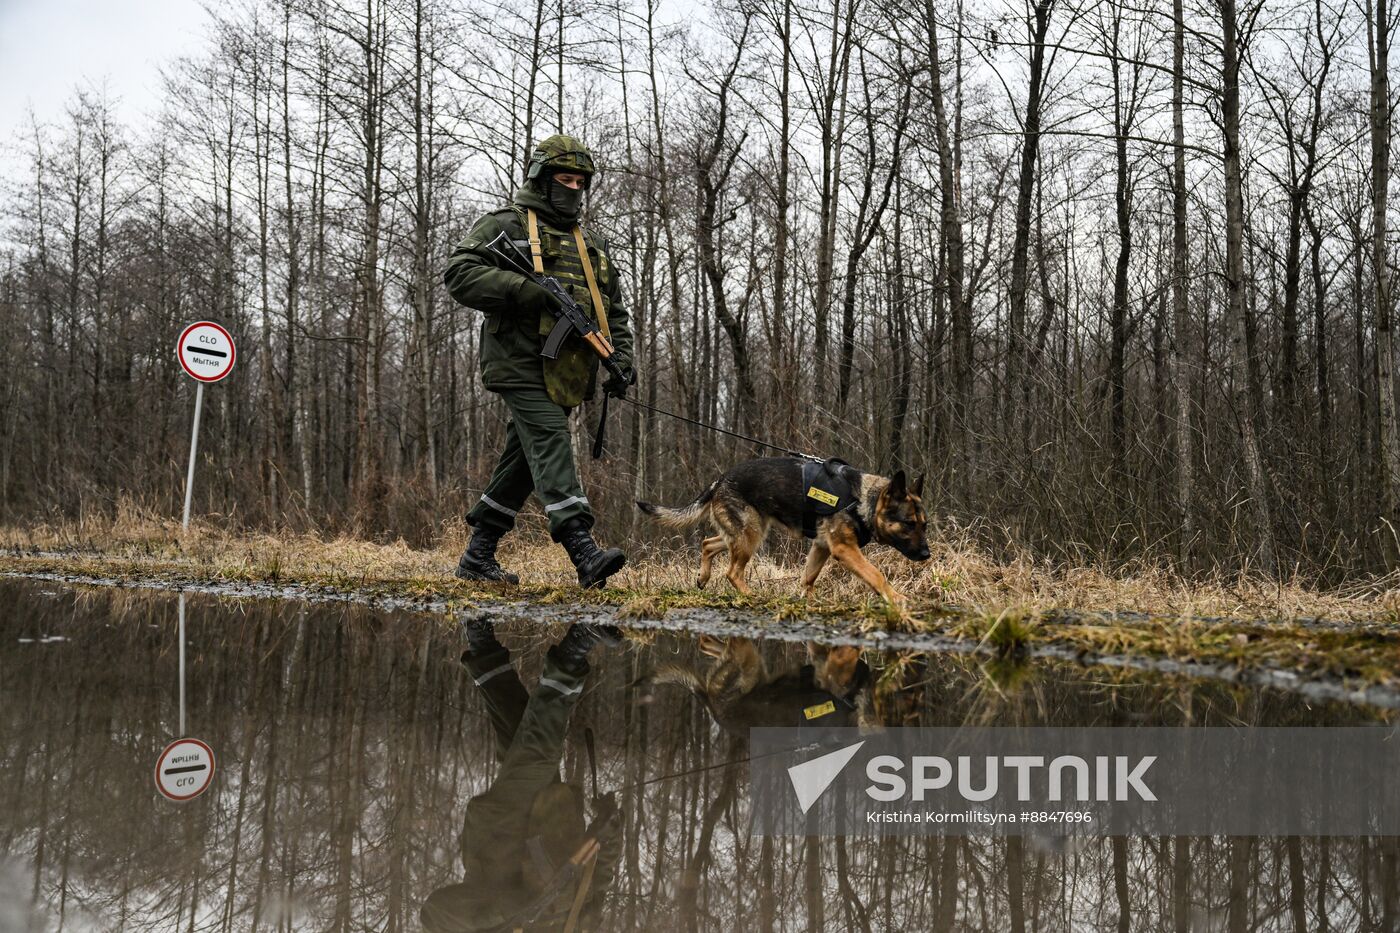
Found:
[1217,0,1277,572]
[1171,0,1194,562]
[1366,0,1399,559]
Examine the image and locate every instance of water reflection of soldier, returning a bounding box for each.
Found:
[421,619,622,933]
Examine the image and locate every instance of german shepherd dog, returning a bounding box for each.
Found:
[650,636,872,733]
[637,457,930,605]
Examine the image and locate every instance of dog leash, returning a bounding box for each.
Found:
[596,394,824,463]
[613,740,831,793]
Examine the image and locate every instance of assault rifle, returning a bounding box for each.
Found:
[480,230,630,388]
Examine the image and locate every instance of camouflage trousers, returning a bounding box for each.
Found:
[467,387,593,539]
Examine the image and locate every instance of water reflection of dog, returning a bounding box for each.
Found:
[421,619,622,933]
[647,636,874,732]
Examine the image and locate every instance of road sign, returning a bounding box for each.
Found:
[176,321,236,383]
[176,321,235,529]
[155,738,216,802]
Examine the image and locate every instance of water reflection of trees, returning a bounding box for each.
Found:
[1,581,1396,931]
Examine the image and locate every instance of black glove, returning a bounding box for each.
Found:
[590,792,621,840]
[517,277,563,315]
[602,363,637,398]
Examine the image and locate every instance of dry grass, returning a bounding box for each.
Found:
[4,502,1400,687]
[3,501,1399,622]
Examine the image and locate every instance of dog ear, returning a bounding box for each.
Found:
[913,473,925,497]
[888,470,907,498]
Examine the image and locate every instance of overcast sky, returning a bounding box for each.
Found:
[0,0,210,149]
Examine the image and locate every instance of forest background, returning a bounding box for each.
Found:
[3,0,1399,585]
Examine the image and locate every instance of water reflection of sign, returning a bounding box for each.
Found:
[155,738,216,801]
[176,321,236,383]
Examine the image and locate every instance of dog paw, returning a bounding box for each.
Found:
[875,594,914,627]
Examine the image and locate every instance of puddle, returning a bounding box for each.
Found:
[1,579,1395,930]
[11,568,1400,711]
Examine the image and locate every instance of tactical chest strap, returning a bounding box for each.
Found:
[851,508,873,546]
[801,459,872,547]
[826,503,872,547]
[525,208,611,341]
[794,662,868,726]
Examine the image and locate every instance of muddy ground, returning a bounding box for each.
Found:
[5,549,1399,710]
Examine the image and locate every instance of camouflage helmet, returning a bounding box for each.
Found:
[527,134,596,185]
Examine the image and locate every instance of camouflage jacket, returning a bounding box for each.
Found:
[443,184,634,408]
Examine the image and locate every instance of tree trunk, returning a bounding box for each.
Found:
[1005,0,1054,438]
[923,0,971,469]
[1007,836,1027,933]
[837,64,909,409]
[813,0,855,379]
[773,0,792,421]
[411,0,437,497]
[1287,836,1308,930]
[694,22,757,427]
[1173,836,1191,932]
[1220,0,1277,572]
[1228,837,1251,933]
[889,175,913,471]
[1368,0,1399,562]
[1113,836,1131,933]
[1109,10,1132,471]
[1172,0,1194,564]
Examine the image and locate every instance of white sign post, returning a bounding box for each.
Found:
[176,322,236,530]
[158,593,216,802]
[178,594,188,736]
[167,319,231,803]
[155,737,216,802]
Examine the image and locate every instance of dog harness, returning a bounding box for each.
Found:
[791,660,870,727]
[801,458,873,546]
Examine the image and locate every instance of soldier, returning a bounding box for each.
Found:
[420,618,622,933]
[444,135,635,589]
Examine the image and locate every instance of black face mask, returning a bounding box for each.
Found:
[545,175,585,220]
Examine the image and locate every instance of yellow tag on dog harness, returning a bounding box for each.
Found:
[807,486,839,507]
[803,700,836,720]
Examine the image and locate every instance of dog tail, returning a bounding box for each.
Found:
[649,663,706,697]
[636,480,718,530]
[647,664,720,719]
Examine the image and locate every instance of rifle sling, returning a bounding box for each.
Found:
[525,208,545,274]
[572,225,611,343]
[562,842,600,933]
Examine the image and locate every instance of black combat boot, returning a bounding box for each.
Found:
[556,518,626,589]
[454,525,520,585]
[550,621,623,672]
[462,615,502,655]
